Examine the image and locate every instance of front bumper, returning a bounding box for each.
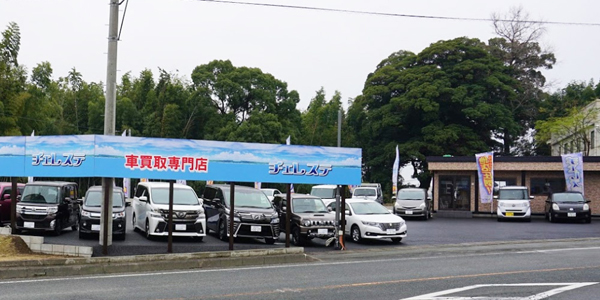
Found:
[300,225,335,239]
[230,222,280,239]
[362,224,408,240]
[394,208,427,217]
[79,217,126,235]
[148,216,206,237]
[16,214,57,231]
[550,210,591,221]
[497,208,531,219]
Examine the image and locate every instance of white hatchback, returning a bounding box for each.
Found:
[329,199,407,244]
[132,182,206,240]
[495,186,534,222]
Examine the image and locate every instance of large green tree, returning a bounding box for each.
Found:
[348,38,518,190]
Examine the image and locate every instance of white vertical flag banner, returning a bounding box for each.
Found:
[392,145,399,195]
[562,152,584,195]
[28,130,35,183]
[475,152,494,203]
[286,135,294,193]
[176,179,187,185]
[254,182,261,189]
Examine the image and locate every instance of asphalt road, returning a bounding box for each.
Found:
[17,207,598,256]
[2,239,600,299]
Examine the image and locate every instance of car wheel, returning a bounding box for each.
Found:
[497,217,503,222]
[53,220,62,236]
[78,231,86,239]
[132,213,140,232]
[218,220,227,241]
[292,227,304,246]
[195,236,204,242]
[525,217,532,222]
[423,211,429,221]
[116,233,126,241]
[351,225,362,243]
[145,219,152,240]
[71,222,78,231]
[265,238,276,245]
[391,237,402,244]
[585,216,592,224]
[549,211,555,223]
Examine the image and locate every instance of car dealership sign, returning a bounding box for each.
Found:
[0,135,362,185]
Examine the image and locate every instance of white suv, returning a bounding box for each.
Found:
[495,186,534,222]
[132,182,206,240]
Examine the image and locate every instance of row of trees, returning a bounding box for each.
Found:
[1,7,599,197]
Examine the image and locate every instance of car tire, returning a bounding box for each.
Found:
[218,220,227,241]
[351,225,362,243]
[292,227,304,246]
[71,223,78,231]
[132,213,140,232]
[423,211,429,221]
[116,233,126,241]
[53,220,62,236]
[391,237,402,244]
[585,216,592,224]
[145,219,152,240]
[78,231,86,239]
[525,217,532,222]
[195,236,204,242]
[497,217,503,222]
[549,212,555,223]
[265,238,276,245]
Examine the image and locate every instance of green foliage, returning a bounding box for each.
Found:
[349,37,518,190]
[536,105,598,155]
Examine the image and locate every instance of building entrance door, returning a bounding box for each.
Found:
[439,176,470,211]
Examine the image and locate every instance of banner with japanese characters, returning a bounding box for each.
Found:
[475,152,494,204]
[0,135,362,185]
[561,152,584,195]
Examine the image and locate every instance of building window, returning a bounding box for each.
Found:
[591,130,595,149]
[563,143,568,154]
[530,178,566,196]
[493,178,517,195]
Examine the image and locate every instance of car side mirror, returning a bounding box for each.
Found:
[493,195,498,199]
[126,201,131,207]
[345,210,351,216]
[529,196,534,199]
[139,196,148,202]
[2,194,10,200]
[328,207,332,212]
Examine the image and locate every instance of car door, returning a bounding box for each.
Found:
[133,185,148,230]
[0,187,11,223]
[66,185,78,226]
[202,187,220,232]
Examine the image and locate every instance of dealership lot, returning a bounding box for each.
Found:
[17,208,599,257]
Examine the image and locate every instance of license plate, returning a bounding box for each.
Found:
[506,212,514,217]
[24,222,35,229]
[176,224,187,231]
[251,225,262,232]
[568,212,576,217]
[91,224,101,231]
[318,228,328,235]
[405,210,413,215]
[387,229,396,234]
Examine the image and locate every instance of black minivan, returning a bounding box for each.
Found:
[202,185,280,244]
[79,186,128,240]
[16,181,80,235]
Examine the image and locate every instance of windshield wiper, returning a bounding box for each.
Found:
[239,205,270,209]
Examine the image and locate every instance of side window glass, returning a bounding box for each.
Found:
[2,188,11,198]
[203,187,216,200]
[215,190,224,202]
[135,186,145,198]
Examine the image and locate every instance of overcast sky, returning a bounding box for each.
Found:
[1,0,599,112]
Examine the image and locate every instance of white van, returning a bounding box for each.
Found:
[494,186,534,222]
[352,183,383,204]
[132,182,206,240]
[310,184,338,206]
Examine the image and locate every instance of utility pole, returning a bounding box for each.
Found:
[335,108,342,249]
[101,0,120,255]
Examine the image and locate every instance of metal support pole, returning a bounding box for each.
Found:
[10,178,17,232]
[335,185,340,249]
[341,185,346,249]
[285,184,291,248]
[101,0,119,255]
[229,183,235,251]
[168,180,174,253]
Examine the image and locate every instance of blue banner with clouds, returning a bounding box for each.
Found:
[0,135,362,185]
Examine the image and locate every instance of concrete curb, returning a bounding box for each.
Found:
[0,227,93,257]
[0,247,312,280]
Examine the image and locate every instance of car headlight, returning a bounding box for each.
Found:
[583,203,590,211]
[270,218,280,224]
[418,203,426,209]
[498,202,504,207]
[148,207,162,218]
[523,202,530,208]
[81,210,91,217]
[552,203,559,211]
[113,211,125,218]
[399,220,406,227]
[361,221,378,227]
[303,220,312,227]
[47,207,58,214]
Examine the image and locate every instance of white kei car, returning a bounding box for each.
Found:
[132,182,206,241]
[329,198,407,244]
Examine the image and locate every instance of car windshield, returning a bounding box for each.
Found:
[85,191,124,207]
[292,198,328,213]
[21,186,60,204]
[354,188,376,197]
[498,189,528,200]
[311,188,336,199]
[397,190,424,200]
[350,202,390,215]
[224,189,273,209]
[553,193,585,202]
[152,188,200,205]
[261,189,274,196]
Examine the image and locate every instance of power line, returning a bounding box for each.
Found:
[196,0,600,27]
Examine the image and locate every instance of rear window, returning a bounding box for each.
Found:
[311,188,336,199]
[498,189,528,200]
[353,188,376,197]
[397,189,425,200]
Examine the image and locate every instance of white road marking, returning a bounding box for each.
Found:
[516,246,600,254]
[401,282,598,300]
[1,246,599,285]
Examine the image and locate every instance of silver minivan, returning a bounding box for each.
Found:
[393,188,433,220]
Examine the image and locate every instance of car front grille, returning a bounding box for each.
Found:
[378,222,401,230]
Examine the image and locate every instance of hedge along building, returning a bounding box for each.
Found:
[427,156,600,217]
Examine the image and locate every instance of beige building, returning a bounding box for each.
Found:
[427,156,600,217]
[549,99,600,156]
